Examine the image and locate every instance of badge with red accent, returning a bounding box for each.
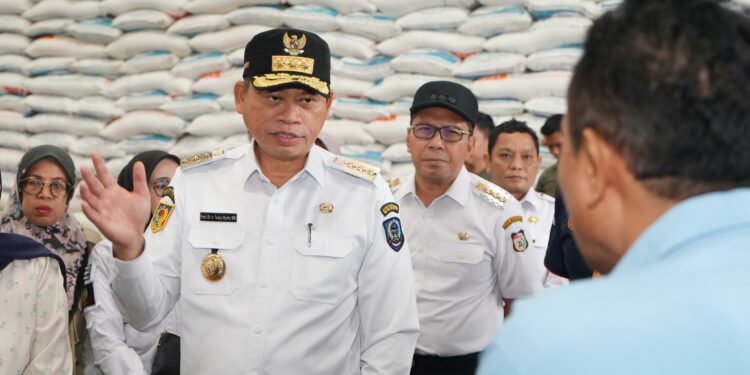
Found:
[511,230,528,252]
[383,217,404,252]
[151,202,174,233]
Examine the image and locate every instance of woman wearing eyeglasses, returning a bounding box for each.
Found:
[1,145,86,311]
[85,150,181,375]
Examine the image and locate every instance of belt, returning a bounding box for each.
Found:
[412,352,479,367]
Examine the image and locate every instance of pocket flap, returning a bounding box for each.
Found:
[188,225,244,250]
[439,244,485,264]
[295,232,353,258]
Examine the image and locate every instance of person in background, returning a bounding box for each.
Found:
[392,81,541,375]
[0,165,73,374]
[487,120,566,288]
[544,187,595,280]
[85,151,181,375]
[478,0,750,373]
[1,145,87,312]
[535,114,562,197]
[464,112,494,180]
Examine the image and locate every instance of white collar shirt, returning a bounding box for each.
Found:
[112,143,419,375]
[519,188,568,288]
[394,168,543,356]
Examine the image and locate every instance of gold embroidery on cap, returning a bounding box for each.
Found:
[253,73,329,95]
[272,56,314,75]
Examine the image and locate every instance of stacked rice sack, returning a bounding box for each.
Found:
[5,0,745,214]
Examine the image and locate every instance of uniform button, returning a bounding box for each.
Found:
[254,325,263,333]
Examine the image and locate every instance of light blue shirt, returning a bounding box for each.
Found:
[477,189,750,375]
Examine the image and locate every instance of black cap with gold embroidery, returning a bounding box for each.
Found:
[243,28,331,97]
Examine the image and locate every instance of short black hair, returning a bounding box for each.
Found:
[540,114,562,136]
[475,112,494,138]
[488,119,540,158]
[567,0,750,199]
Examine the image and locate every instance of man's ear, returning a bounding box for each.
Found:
[233,81,246,114]
[578,128,618,209]
[466,132,475,155]
[325,90,334,109]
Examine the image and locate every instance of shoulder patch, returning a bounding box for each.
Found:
[383,217,404,252]
[511,230,529,252]
[380,202,399,216]
[180,149,226,170]
[332,157,380,182]
[151,201,175,233]
[473,181,509,208]
[503,215,523,229]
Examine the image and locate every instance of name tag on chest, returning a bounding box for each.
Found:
[200,212,238,223]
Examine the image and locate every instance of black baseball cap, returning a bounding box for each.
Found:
[410,81,478,126]
[243,28,331,97]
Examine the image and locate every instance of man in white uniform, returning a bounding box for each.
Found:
[392,81,542,375]
[79,28,419,374]
[488,119,567,288]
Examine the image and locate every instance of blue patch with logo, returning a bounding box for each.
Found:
[383,217,404,252]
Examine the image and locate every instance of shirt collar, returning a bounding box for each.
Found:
[614,188,750,274]
[240,141,325,188]
[444,166,472,207]
[520,187,541,211]
[397,166,471,207]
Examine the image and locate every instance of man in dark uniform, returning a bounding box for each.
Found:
[543,187,595,280]
[535,114,562,197]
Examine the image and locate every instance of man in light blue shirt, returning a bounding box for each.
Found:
[478,0,750,374]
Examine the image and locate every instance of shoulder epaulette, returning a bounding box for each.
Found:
[389,177,401,193]
[473,180,509,209]
[332,157,380,182]
[180,149,226,170]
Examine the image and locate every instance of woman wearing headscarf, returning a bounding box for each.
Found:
[85,150,181,375]
[1,145,87,311]
[0,170,73,374]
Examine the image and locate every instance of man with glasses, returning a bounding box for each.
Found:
[390,81,542,375]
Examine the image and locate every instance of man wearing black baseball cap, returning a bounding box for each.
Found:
[80,28,419,374]
[390,81,542,375]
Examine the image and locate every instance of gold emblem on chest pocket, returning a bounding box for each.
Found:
[201,252,226,282]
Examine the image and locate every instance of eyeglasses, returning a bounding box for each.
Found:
[409,124,472,143]
[150,177,171,197]
[21,177,70,199]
